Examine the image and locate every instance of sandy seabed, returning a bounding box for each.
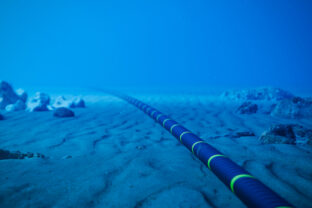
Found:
[0,90,312,208]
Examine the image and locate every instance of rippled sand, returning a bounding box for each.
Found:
[0,90,311,207]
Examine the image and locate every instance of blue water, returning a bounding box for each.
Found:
[1,0,312,92]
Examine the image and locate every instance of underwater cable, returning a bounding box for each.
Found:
[114,93,293,208]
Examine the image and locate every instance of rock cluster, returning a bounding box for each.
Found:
[236,102,258,114]
[5,100,26,112]
[0,81,27,111]
[27,92,51,112]
[271,97,312,118]
[0,81,86,119]
[221,87,294,101]
[0,149,45,160]
[259,124,312,145]
[222,87,312,119]
[53,96,71,108]
[52,96,85,108]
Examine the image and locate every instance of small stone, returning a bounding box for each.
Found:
[26,152,34,158]
[136,145,146,150]
[34,153,45,158]
[231,131,255,138]
[62,155,72,159]
[53,107,75,118]
[32,105,49,112]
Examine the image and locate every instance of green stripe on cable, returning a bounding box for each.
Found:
[230,174,255,193]
[275,207,293,208]
[156,114,163,121]
[191,141,204,154]
[179,131,191,143]
[170,124,179,133]
[207,154,225,169]
[151,110,157,117]
[162,118,170,127]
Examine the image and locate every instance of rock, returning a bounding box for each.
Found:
[0,149,23,159]
[53,107,75,118]
[36,153,46,158]
[221,87,294,101]
[271,97,312,118]
[260,103,277,114]
[62,155,72,159]
[259,124,312,145]
[230,131,255,138]
[0,149,45,160]
[26,152,34,158]
[236,102,258,114]
[222,88,311,118]
[53,96,86,108]
[16,88,28,103]
[35,92,50,105]
[291,125,312,145]
[71,97,85,108]
[136,145,146,150]
[0,81,19,109]
[259,124,296,144]
[53,96,72,108]
[5,100,26,112]
[27,92,51,112]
